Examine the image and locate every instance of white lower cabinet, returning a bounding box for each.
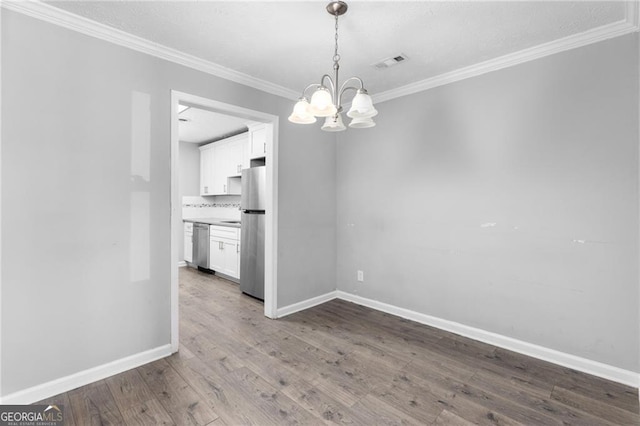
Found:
[210,238,239,278]
[184,222,193,263]
[209,225,240,279]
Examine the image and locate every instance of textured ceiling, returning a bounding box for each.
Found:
[179,106,253,143]
[46,1,625,95]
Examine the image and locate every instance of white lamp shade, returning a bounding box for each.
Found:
[346,92,378,118]
[308,87,337,117]
[321,113,346,132]
[288,99,316,124]
[349,116,376,128]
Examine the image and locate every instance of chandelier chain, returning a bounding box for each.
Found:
[333,14,340,69]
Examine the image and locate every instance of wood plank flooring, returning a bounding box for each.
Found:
[37,267,639,425]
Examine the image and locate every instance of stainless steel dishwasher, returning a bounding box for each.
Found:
[192,223,210,270]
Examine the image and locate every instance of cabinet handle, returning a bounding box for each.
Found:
[204,186,208,194]
[237,244,239,254]
[237,164,241,173]
[224,184,227,193]
[219,242,223,250]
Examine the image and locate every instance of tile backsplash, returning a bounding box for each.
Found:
[182,196,241,220]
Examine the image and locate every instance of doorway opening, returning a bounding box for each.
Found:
[170,90,279,352]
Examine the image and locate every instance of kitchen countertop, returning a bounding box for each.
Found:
[183,218,241,228]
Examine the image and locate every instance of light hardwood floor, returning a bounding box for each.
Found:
[38,267,639,425]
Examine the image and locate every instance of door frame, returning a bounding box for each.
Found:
[170,90,279,352]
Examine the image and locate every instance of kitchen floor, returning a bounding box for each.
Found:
[37,267,638,425]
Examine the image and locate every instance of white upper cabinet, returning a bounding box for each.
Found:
[228,138,244,177]
[213,142,230,194]
[199,132,248,196]
[199,145,215,196]
[248,123,268,159]
[242,137,251,170]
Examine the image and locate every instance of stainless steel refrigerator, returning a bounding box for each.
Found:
[240,166,266,300]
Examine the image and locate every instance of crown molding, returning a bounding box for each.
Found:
[373,13,640,104]
[626,0,639,29]
[1,0,300,101]
[3,1,639,106]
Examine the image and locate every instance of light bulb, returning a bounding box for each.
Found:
[349,116,376,128]
[321,113,346,132]
[347,89,378,119]
[308,87,337,117]
[288,98,316,124]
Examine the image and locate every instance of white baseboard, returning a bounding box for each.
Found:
[336,291,639,388]
[214,271,239,284]
[276,290,337,318]
[4,294,635,405]
[178,261,187,267]
[0,344,172,404]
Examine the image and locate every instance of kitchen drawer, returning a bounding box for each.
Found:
[209,236,239,246]
[210,225,239,240]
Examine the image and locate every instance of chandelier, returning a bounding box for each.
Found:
[288,1,377,132]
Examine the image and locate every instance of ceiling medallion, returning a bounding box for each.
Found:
[288,1,377,132]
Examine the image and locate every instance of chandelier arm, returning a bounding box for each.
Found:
[320,74,336,101]
[339,76,364,93]
[337,77,365,106]
[301,83,322,98]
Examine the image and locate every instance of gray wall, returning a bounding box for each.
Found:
[277,122,337,306]
[337,34,639,372]
[179,142,200,198]
[1,10,336,396]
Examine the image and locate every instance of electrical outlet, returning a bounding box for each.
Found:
[357,270,364,282]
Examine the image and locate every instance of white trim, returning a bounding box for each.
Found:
[0,344,172,405]
[0,2,4,399]
[0,1,298,101]
[170,92,180,353]
[637,1,640,404]
[3,1,639,107]
[627,0,640,29]
[335,291,640,388]
[264,119,279,318]
[170,91,280,346]
[373,18,639,104]
[177,261,187,268]
[276,291,337,318]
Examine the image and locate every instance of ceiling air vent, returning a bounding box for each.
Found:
[372,53,408,70]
